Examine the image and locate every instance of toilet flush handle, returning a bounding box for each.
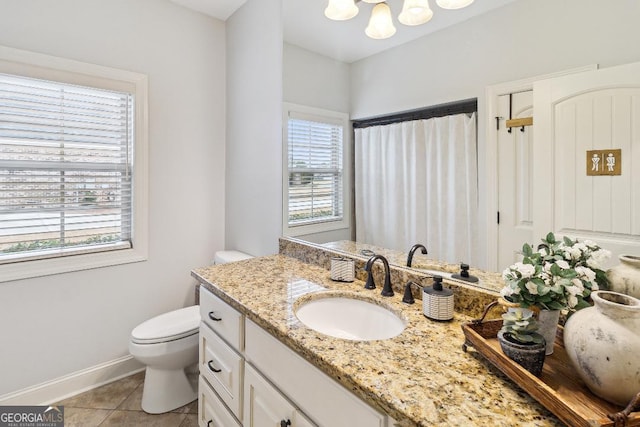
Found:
[208,311,222,322]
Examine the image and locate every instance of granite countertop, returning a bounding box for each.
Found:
[192,254,562,427]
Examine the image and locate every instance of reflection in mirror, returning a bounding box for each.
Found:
[353,102,478,267]
[319,239,503,294]
[281,3,507,289]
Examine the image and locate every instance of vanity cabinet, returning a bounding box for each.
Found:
[198,287,392,427]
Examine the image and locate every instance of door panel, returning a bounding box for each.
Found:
[497,91,534,270]
[534,61,640,265]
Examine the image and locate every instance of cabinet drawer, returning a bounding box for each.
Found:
[199,322,244,420]
[199,287,244,351]
[198,376,241,427]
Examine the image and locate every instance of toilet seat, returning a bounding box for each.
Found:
[131,305,200,344]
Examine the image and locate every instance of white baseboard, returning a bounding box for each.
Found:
[0,355,145,406]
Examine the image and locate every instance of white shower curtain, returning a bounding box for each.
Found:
[355,113,478,266]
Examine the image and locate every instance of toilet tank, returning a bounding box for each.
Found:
[214,250,253,264]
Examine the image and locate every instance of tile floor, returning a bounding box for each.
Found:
[55,371,198,427]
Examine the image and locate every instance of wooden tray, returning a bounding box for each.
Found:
[462,315,640,427]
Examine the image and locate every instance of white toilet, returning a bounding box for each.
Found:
[129,250,252,414]
[129,305,200,414]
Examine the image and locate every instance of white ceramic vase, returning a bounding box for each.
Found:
[563,291,640,406]
[606,254,640,299]
[537,309,560,356]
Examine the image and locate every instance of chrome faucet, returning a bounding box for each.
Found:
[364,255,394,297]
[406,243,428,267]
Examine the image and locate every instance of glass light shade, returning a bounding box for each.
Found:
[324,0,359,21]
[435,0,474,10]
[398,0,433,26]
[365,2,396,39]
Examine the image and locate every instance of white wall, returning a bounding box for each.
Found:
[0,0,226,396]
[283,43,353,243]
[350,0,640,269]
[283,43,350,114]
[225,0,283,256]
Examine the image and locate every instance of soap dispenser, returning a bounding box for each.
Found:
[423,276,454,321]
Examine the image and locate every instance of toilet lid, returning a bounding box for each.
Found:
[131,305,200,344]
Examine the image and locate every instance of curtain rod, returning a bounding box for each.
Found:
[352,98,477,129]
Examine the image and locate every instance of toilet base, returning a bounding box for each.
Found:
[141,366,197,414]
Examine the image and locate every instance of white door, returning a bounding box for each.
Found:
[533,61,640,265]
[244,364,315,427]
[497,91,534,270]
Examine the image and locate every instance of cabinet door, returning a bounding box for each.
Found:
[245,320,387,427]
[244,364,315,427]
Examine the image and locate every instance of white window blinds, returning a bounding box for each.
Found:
[0,72,133,263]
[287,114,344,227]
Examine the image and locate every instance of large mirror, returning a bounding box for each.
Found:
[281,0,636,291]
[281,0,511,287]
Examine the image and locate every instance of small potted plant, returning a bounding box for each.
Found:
[497,308,546,376]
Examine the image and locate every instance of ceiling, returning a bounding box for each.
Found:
[171,0,520,63]
[170,0,247,21]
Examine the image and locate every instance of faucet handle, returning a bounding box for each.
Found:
[452,263,479,283]
[402,281,421,304]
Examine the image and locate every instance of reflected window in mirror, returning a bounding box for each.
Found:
[282,103,351,237]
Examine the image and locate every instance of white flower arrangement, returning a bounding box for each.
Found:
[500,232,611,311]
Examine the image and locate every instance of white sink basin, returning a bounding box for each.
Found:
[294,293,406,341]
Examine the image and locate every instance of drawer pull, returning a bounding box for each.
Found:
[280,420,291,427]
[208,311,222,321]
[207,360,222,373]
[207,421,213,427]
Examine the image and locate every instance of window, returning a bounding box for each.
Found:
[283,104,350,236]
[0,46,148,282]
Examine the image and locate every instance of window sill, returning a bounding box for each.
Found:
[283,219,351,238]
[0,246,147,283]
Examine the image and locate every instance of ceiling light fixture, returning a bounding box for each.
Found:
[365,3,396,39]
[324,0,474,40]
[435,0,475,10]
[324,0,360,21]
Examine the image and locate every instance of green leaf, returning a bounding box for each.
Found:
[573,299,591,310]
[546,232,556,244]
[546,301,564,310]
[537,283,550,296]
[522,243,533,257]
[563,236,574,246]
[596,269,609,289]
[530,278,545,287]
[518,334,534,343]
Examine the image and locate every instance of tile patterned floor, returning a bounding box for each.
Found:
[55,371,198,427]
